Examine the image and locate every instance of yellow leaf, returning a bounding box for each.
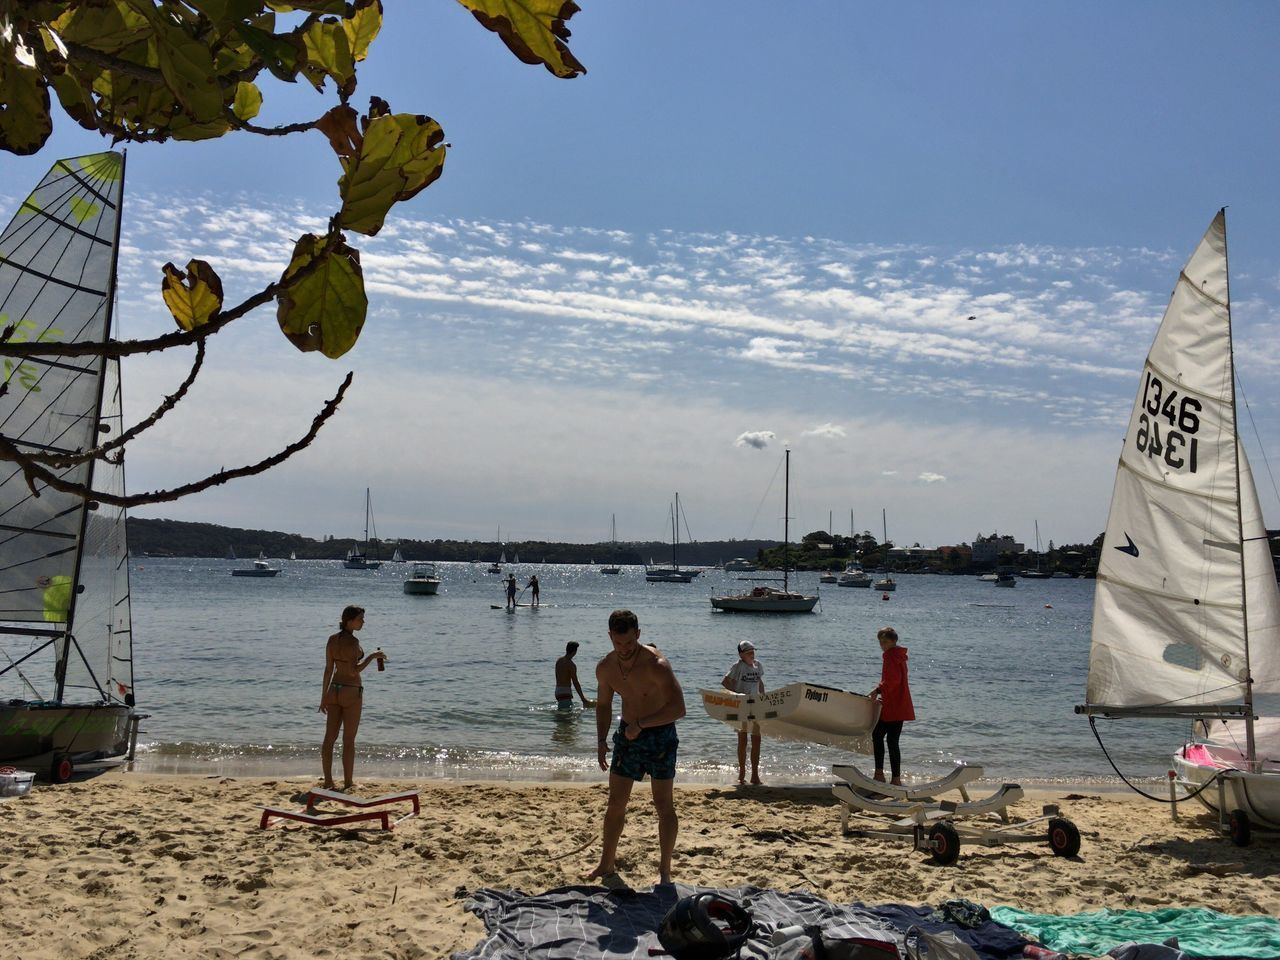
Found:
[300,17,354,93]
[232,81,263,121]
[276,235,367,359]
[344,0,383,62]
[155,26,225,123]
[456,0,586,79]
[161,260,225,331]
[337,112,446,236]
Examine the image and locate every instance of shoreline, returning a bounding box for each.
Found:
[3,771,1277,959]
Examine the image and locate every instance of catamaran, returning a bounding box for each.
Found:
[1076,210,1280,844]
[0,152,143,781]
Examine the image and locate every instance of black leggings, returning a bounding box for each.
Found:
[872,719,904,777]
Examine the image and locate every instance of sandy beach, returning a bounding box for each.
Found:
[1,772,1277,959]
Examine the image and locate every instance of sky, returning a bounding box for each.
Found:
[4,1,1280,549]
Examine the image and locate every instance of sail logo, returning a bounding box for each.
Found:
[1133,371,1201,473]
[0,317,64,393]
[1115,534,1140,558]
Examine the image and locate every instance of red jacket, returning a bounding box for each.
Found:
[877,645,915,722]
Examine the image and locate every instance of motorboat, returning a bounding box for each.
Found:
[700,683,880,753]
[710,450,818,613]
[837,561,872,588]
[723,557,758,572]
[873,576,896,592]
[1076,210,1280,843]
[232,558,279,578]
[819,571,838,584]
[403,562,442,595]
[994,571,1016,588]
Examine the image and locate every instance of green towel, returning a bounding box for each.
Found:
[989,906,1280,959]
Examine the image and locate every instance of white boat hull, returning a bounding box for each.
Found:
[1173,742,1280,830]
[403,580,440,595]
[710,590,818,613]
[700,683,880,753]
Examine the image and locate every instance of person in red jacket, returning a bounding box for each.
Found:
[869,626,914,786]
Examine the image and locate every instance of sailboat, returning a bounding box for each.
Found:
[710,449,818,613]
[391,547,405,563]
[343,488,382,569]
[1076,210,1280,843]
[645,494,700,582]
[600,514,621,574]
[873,509,896,591]
[1021,520,1050,578]
[0,152,142,781]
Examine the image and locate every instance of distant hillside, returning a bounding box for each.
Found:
[126,517,779,566]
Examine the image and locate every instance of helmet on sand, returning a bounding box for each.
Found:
[658,892,754,960]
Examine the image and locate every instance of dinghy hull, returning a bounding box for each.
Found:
[700,682,880,753]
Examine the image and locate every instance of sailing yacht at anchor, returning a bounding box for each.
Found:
[344,488,382,569]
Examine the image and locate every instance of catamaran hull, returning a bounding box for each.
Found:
[700,683,880,753]
[0,703,136,778]
[1173,743,1280,830]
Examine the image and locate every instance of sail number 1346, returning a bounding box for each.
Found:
[1135,372,1200,473]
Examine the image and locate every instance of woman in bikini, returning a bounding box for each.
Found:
[320,605,386,791]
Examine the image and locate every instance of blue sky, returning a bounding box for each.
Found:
[4,2,1280,549]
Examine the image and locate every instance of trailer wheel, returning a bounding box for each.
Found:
[928,821,960,865]
[1228,809,1251,847]
[50,754,74,784]
[1047,817,1081,857]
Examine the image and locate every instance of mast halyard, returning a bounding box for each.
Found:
[783,449,790,593]
[1222,209,1258,772]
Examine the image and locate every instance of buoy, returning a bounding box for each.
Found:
[881,592,890,600]
[1045,603,1053,609]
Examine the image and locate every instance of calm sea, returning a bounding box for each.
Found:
[128,559,1176,786]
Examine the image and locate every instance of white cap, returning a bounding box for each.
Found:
[737,640,755,653]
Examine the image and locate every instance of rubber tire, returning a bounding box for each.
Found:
[50,754,73,784]
[1047,817,1081,857]
[1228,808,1252,847]
[928,821,961,866]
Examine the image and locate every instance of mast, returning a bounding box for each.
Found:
[1222,210,1257,770]
[58,151,127,704]
[783,449,791,592]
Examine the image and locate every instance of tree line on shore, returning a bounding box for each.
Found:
[127,517,1104,575]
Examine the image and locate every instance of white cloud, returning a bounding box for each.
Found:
[734,431,775,449]
[918,472,947,483]
[802,423,846,439]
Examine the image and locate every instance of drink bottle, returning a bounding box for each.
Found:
[376,648,385,671]
[1023,945,1066,960]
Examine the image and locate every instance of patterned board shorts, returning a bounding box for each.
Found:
[610,721,679,781]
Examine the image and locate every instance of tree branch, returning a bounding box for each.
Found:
[0,372,353,507]
[20,340,207,468]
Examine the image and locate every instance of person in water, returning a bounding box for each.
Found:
[554,641,592,711]
[504,573,518,609]
[868,626,914,786]
[721,639,765,785]
[529,574,541,607]
[586,609,686,887]
[319,605,386,792]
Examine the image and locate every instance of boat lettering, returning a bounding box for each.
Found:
[804,689,829,703]
[1135,372,1200,473]
[703,694,740,708]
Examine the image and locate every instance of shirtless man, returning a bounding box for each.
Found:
[585,609,686,887]
[554,641,592,710]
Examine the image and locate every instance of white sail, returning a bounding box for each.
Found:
[0,152,134,706]
[1086,211,1280,714]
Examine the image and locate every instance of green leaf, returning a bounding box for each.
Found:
[155,27,225,123]
[456,0,586,79]
[337,111,446,236]
[232,80,262,121]
[266,1,348,13]
[51,2,151,55]
[0,59,54,156]
[161,259,225,331]
[235,21,301,83]
[277,234,367,359]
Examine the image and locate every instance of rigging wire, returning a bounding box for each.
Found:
[1235,372,1280,511]
[1087,715,1220,803]
[740,453,784,541]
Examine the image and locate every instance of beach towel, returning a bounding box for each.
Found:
[989,906,1280,959]
[454,885,1027,960]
